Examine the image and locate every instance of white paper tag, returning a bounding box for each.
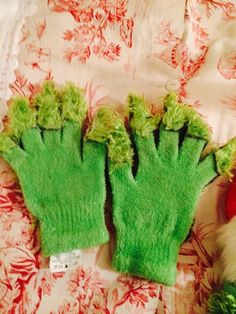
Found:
[49,249,81,273]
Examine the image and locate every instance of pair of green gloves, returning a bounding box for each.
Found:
[1,81,235,286]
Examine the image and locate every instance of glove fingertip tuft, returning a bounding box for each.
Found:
[163,93,211,140]
[163,92,178,109]
[61,82,87,124]
[34,80,62,129]
[163,102,187,130]
[186,108,210,141]
[128,93,161,137]
[87,107,133,170]
[215,137,236,179]
[6,96,36,140]
[0,133,16,152]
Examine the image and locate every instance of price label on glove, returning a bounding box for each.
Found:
[49,249,81,273]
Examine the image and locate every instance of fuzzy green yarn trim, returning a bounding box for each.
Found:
[34,81,62,129]
[215,137,236,179]
[0,133,16,152]
[163,93,210,141]
[0,81,87,153]
[163,93,187,130]
[86,107,133,170]
[6,97,36,140]
[61,82,87,124]
[0,96,36,152]
[187,107,210,140]
[164,93,236,178]
[128,94,161,137]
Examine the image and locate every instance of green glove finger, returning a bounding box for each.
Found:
[86,106,133,173]
[61,120,82,156]
[128,94,160,169]
[86,106,135,193]
[197,153,218,186]
[132,133,156,170]
[82,140,105,168]
[179,136,206,166]
[109,163,135,192]
[43,129,61,146]
[3,146,26,170]
[157,125,179,161]
[21,128,44,153]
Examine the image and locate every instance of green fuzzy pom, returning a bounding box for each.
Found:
[186,108,210,140]
[87,107,133,170]
[128,94,161,137]
[34,81,62,129]
[0,133,16,152]
[163,92,187,130]
[215,137,236,179]
[208,288,236,313]
[163,93,210,141]
[61,82,87,124]
[163,104,187,131]
[7,97,36,140]
[164,92,178,109]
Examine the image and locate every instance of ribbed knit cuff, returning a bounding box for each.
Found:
[39,211,109,256]
[112,236,179,285]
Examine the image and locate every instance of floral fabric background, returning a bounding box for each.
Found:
[1,0,236,313]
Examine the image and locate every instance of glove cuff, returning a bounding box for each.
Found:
[112,236,179,285]
[39,209,109,256]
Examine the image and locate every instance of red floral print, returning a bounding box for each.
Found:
[221,95,236,111]
[191,23,209,49]
[50,299,78,314]
[35,19,47,40]
[218,51,236,80]
[63,26,122,63]
[48,0,134,63]
[67,266,108,312]
[185,3,210,50]
[18,17,52,76]
[40,271,64,296]
[25,43,51,72]
[20,24,31,44]
[9,70,28,96]
[198,0,236,20]
[154,21,182,69]
[170,223,221,313]
[116,276,157,308]
[10,70,53,99]
[0,247,40,313]
[180,46,209,98]
[84,80,107,121]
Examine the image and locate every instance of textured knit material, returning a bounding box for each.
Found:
[3,121,109,256]
[109,124,218,285]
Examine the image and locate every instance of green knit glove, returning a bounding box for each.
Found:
[89,93,236,285]
[0,82,109,256]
